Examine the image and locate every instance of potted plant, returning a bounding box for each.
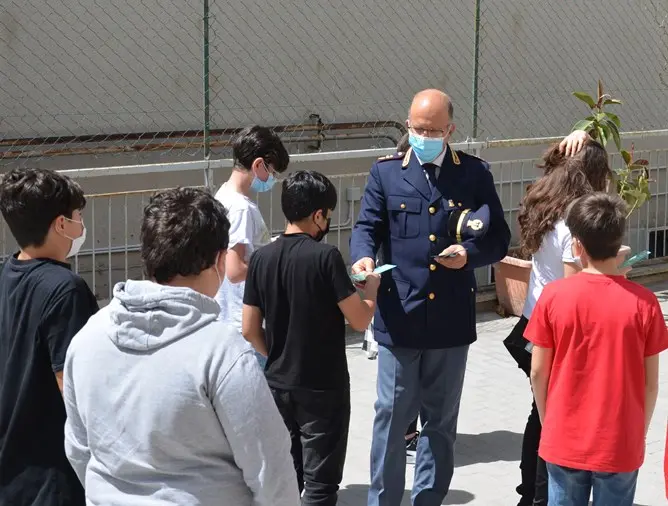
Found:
[494,80,651,317]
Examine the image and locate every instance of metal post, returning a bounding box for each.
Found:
[471,0,482,140]
[203,0,214,190]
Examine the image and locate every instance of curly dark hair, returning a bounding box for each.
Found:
[518,139,611,256]
[141,187,230,283]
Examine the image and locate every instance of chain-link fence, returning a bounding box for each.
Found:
[0,0,205,169]
[2,0,668,169]
[477,0,668,139]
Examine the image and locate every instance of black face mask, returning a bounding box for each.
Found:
[314,216,331,242]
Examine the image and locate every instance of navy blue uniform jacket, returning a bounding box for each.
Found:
[350,146,511,349]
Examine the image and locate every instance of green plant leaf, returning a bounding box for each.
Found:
[604,112,622,128]
[596,94,611,109]
[597,126,608,147]
[620,150,631,165]
[604,99,622,106]
[638,178,650,196]
[634,159,650,166]
[572,119,595,132]
[601,119,622,151]
[573,92,596,108]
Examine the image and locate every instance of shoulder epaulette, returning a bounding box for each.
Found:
[456,150,485,164]
[376,152,403,163]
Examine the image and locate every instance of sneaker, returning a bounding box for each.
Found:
[405,432,419,465]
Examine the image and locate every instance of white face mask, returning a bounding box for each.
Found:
[214,252,223,288]
[63,218,86,258]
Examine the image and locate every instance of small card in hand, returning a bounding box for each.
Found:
[351,264,397,282]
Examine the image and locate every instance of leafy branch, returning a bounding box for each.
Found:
[571,80,650,218]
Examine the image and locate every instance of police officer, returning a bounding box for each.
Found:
[350,89,511,506]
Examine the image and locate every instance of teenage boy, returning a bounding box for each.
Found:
[214,125,289,367]
[0,168,97,506]
[62,187,299,506]
[527,192,668,506]
[242,170,380,506]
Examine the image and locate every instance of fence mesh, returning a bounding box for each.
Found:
[477,0,668,139]
[1,0,668,169]
[207,0,473,155]
[0,0,204,168]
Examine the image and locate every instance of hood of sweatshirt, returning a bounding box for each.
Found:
[107,280,220,351]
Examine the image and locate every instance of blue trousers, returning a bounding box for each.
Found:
[546,463,638,506]
[368,345,469,506]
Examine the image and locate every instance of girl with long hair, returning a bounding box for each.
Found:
[504,134,612,506]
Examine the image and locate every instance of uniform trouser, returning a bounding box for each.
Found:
[270,387,350,506]
[368,344,469,506]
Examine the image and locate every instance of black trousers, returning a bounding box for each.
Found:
[270,387,351,506]
[503,316,548,506]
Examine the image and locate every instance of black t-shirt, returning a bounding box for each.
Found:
[0,255,98,506]
[244,233,357,391]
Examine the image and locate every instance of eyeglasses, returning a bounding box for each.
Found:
[408,124,451,138]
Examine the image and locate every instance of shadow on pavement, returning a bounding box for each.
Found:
[455,430,523,467]
[338,485,475,505]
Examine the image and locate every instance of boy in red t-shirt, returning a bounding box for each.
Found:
[525,192,668,506]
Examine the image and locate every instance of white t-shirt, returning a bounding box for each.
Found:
[522,219,576,318]
[214,183,271,332]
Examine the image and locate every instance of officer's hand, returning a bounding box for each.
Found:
[435,245,467,270]
[352,257,375,275]
[559,130,590,157]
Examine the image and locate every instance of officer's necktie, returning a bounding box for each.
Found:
[423,163,438,188]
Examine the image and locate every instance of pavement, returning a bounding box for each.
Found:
[338,282,668,505]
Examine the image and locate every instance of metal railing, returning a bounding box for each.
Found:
[3,140,667,301]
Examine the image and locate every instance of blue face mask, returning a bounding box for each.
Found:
[250,173,276,193]
[409,132,445,163]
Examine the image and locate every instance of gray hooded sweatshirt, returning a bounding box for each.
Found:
[63,280,299,506]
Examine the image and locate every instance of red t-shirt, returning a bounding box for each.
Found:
[525,272,668,473]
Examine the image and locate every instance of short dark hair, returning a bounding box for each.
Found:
[233,125,290,174]
[0,168,86,248]
[141,187,230,283]
[565,192,627,261]
[281,170,337,223]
